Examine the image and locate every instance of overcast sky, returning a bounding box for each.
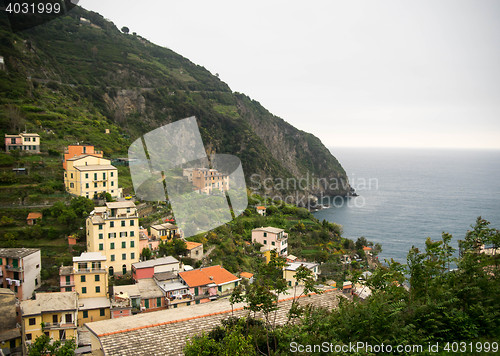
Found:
[79,0,500,149]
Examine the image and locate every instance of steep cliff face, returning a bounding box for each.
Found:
[0,6,352,203]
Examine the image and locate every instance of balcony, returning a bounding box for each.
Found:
[5,265,23,272]
[43,322,76,330]
[76,268,106,274]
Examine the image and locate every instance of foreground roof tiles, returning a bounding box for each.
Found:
[87,289,343,356]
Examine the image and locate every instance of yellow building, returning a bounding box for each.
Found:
[283,262,320,287]
[73,252,108,299]
[20,292,78,351]
[86,201,140,276]
[64,154,121,199]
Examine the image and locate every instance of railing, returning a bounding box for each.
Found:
[77,268,106,273]
[5,265,23,272]
[43,322,76,329]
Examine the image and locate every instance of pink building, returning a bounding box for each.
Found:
[138,228,160,252]
[5,133,40,153]
[251,226,288,257]
[59,266,75,292]
[131,256,180,282]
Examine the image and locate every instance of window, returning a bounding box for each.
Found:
[103,182,106,187]
[99,225,103,230]
[110,221,114,228]
[130,220,135,226]
[130,241,135,248]
[263,240,267,245]
[95,274,100,282]
[94,173,97,180]
[108,233,116,238]
[81,275,86,283]
[130,231,135,237]
[26,333,32,341]
[94,182,97,188]
[83,310,88,318]
[99,233,103,239]
[65,287,72,292]
[121,221,125,227]
[29,318,36,326]
[263,232,267,237]
[99,243,103,251]
[111,172,114,177]
[131,252,135,259]
[271,241,275,246]
[120,232,127,237]
[70,183,74,188]
[86,183,89,189]
[121,242,126,248]
[82,287,87,294]
[111,181,114,186]
[110,242,115,249]
[111,255,115,261]
[100,308,105,316]
[103,173,106,179]
[85,173,89,179]
[65,314,72,323]
[96,286,100,293]
[122,253,126,260]
[70,173,73,179]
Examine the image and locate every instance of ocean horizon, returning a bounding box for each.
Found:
[313,147,500,264]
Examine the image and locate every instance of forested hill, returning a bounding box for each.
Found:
[0,6,351,201]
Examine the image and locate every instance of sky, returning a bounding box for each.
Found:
[78,0,500,149]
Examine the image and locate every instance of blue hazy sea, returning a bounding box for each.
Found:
[313,148,500,264]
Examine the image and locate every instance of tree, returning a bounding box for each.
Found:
[141,247,152,261]
[28,334,76,356]
[121,26,129,34]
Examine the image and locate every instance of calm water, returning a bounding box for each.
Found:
[314,148,500,263]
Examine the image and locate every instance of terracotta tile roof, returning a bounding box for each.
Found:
[239,272,254,279]
[185,241,202,250]
[178,265,239,287]
[27,212,42,220]
[363,246,372,251]
[256,206,266,210]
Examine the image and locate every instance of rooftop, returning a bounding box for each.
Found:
[132,256,179,270]
[73,252,107,263]
[178,265,239,287]
[21,292,78,316]
[75,164,116,171]
[151,223,178,231]
[285,262,319,271]
[136,279,165,299]
[105,201,136,209]
[27,212,43,220]
[113,284,140,299]
[184,241,202,250]
[66,154,92,161]
[78,297,111,311]
[239,272,254,279]
[85,289,343,356]
[253,226,285,234]
[153,271,178,281]
[159,281,188,293]
[59,266,73,276]
[0,247,40,259]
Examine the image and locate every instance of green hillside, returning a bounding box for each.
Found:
[0,5,351,201]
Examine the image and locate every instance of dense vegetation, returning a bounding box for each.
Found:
[185,217,500,355]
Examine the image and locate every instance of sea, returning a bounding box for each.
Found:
[313,147,500,264]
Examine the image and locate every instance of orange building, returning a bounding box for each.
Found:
[63,144,103,170]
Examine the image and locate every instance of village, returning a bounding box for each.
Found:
[0,135,375,355]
